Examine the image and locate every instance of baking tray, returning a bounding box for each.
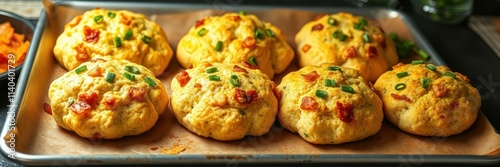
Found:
[1,1,499,166]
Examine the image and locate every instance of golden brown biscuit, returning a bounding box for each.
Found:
[278,64,383,144]
[53,8,173,76]
[48,59,168,139]
[373,62,481,137]
[295,12,398,82]
[170,62,279,141]
[176,12,294,79]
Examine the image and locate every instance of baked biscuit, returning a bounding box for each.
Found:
[278,64,383,144]
[373,62,481,137]
[170,62,279,141]
[295,12,398,82]
[53,8,173,76]
[48,59,168,139]
[176,12,294,79]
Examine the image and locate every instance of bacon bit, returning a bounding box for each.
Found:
[392,62,405,69]
[390,93,412,103]
[67,16,82,28]
[200,62,213,68]
[456,72,470,83]
[175,70,191,87]
[195,18,205,28]
[83,25,100,43]
[301,71,319,82]
[103,96,117,109]
[75,43,89,61]
[43,102,52,115]
[233,65,248,73]
[70,101,92,115]
[450,101,459,110]
[242,61,259,69]
[271,82,280,100]
[234,89,259,104]
[150,147,158,151]
[90,133,102,141]
[367,45,378,58]
[302,44,311,53]
[187,64,193,69]
[242,36,256,50]
[300,96,317,111]
[313,14,327,21]
[129,87,146,102]
[432,84,447,98]
[228,15,241,21]
[78,91,99,107]
[372,34,386,49]
[345,46,357,58]
[120,13,131,25]
[311,23,324,31]
[336,102,354,123]
[87,66,103,77]
[194,83,202,90]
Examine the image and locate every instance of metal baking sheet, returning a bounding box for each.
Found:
[1,1,499,166]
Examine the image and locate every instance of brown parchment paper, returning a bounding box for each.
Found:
[11,8,500,157]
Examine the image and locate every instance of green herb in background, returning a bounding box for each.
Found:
[389,32,430,61]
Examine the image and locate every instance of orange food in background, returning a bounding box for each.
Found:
[0,22,30,73]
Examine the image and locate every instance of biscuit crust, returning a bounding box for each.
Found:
[176,12,294,79]
[295,12,398,81]
[278,64,383,144]
[48,59,168,139]
[53,8,173,76]
[170,62,279,141]
[374,63,480,137]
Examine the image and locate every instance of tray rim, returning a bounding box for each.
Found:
[1,1,498,166]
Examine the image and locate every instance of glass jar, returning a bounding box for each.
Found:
[411,0,474,25]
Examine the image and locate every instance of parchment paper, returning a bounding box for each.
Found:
[13,9,500,157]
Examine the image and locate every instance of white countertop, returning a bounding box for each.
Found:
[0,0,43,18]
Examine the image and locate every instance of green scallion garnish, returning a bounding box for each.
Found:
[93,15,103,23]
[123,72,135,81]
[107,12,116,18]
[255,29,264,40]
[141,35,152,44]
[145,77,157,87]
[249,56,258,66]
[333,30,341,39]
[198,28,207,37]
[339,34,348,42]
[395,83,406,90]
[265,29,275,37]
[444,71,456,78]
[239,10,246,15]
[75,65,87,74]
[359,18,368,26]
[397,71,408,78]
[325,79,336,87]
[230,75,240,87]
[422,78,430,89]
[426,64,437,71]
[208,75,220,81]
[316,90,327,98]
[206,67,218,73]
[67,97,74,107]
[418,49,429,60]
[341,85,355,93]
[125,66,140,74]
[362,32,370,43]
[124,30,133,40]
[412,60,424,64]
[215,41,223,52]
[328,66,341,71]
[327,17,336,26]
[114,37,121,47]
[353,23,363,30]
[106,72,115,83]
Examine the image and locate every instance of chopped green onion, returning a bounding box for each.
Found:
[239,10,246,15]
[341,85,355,93]
[418,49,430,60]
[141,35,152,44]
[255,29,264,40]
[316,90,327,98]
[412,60,424,64]
[93,15,103,23]
[327,66,341,71]
[426,64,437,71]
[389,32,398,40]
[325,79,336,87]
[249,56,258,66]
[444,71,456,78]
[353,23,363,30]
[397,71,408,78]
[208,75,220,81]
[123,72,135,81]
[327,17,336,26]
[422,78,430,89]
[107,12,116,18]
[125,66,140,74]
[359,18,368,26]
[145,77,157,87]
[333,30,341,38]
[205,67,218,73]
[67,97,74,107]
[395,83,406,90]
[75,65,87,74]
[198,28,207,37]
[114,37,122,47]
[265,29,275,37]
[362,32,370,43]
[124,30,133,40]
[215,41,223,52]
[230,75,240,87]
[339,34,348,42]
[106,72,115,83]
